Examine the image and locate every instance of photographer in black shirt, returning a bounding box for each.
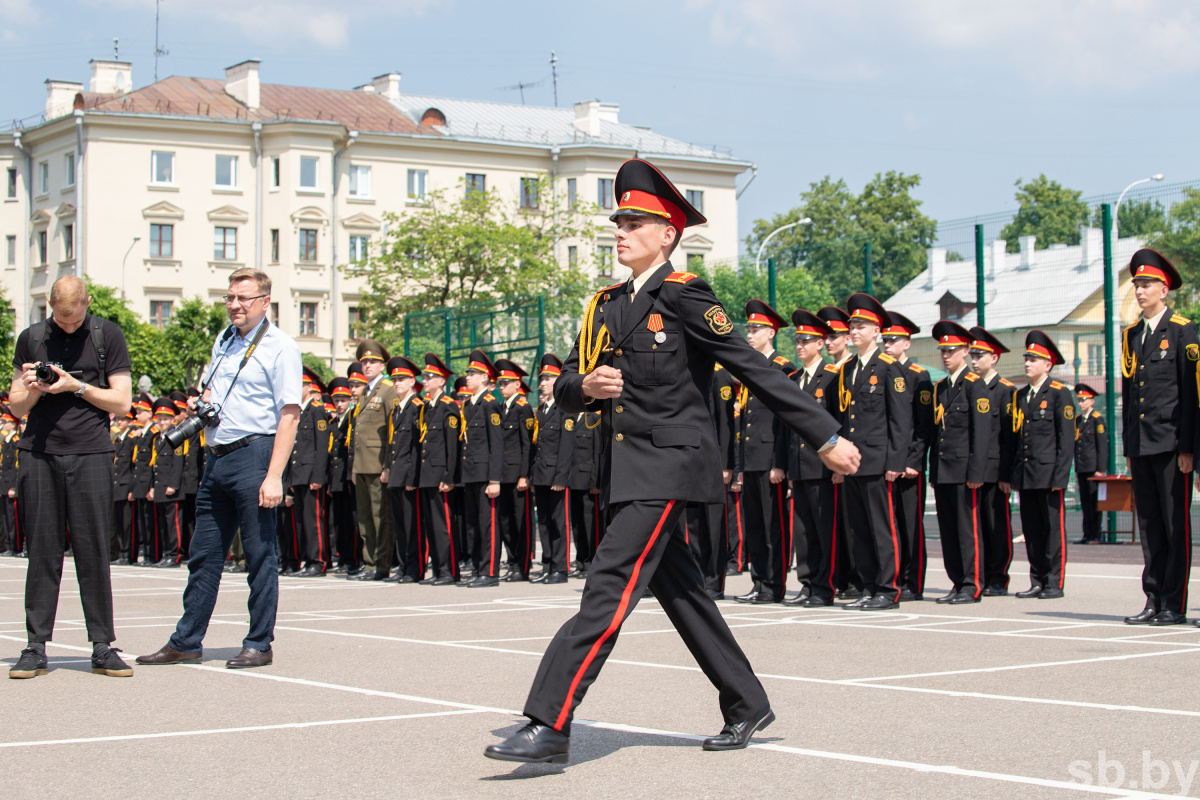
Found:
[7,277,133,679]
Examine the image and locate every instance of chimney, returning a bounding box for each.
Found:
[988,239,1006,280]
[371,73,401,103]
[88,59,132,94]
[1080,225,1103,268]
[927,247,947,288]
[45,80,84,120]
[573,100,620,137]
[1018,235,1036,269]
[224,59,261,110]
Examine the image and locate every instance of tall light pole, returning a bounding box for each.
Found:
[755,218,812,273]
[121,235,141,301]
[1115,174,1164,235]
[1107,173,1163,365]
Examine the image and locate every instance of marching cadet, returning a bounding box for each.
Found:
[417,353,460,585]
[485,158,857,764]
[929,322,992,603]
[460,350,505,587]
[783,309,839,606]
[818,305,863,599]
[970,325,1015,596]
[149,397,185,567]
[327,377,358,575]
[350,340,398,581]
[1073,383,1108,545]
[999,330,1074,599]
[494,359,535,581]
[566,403,602,578]
[882,310,934,601]
[734,299,795,605]
[1120,249,1198,626]
[129,393,157,566]
[0,409,19,556]
[289,368,331,576]
[110,411,136,565]
[382,357,424,583]
[836,293,912,609]
[691,362,738,599]
[531,354,573,584]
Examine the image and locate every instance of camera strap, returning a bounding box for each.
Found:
[29,316,110,389]
[202,317,270,408]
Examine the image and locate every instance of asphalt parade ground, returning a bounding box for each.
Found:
[3,545,1200,800]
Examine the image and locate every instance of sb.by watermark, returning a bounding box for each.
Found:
[1069,751,1199,796]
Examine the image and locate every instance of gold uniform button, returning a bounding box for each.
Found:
[615,348,624,357]
[615,405,624,414]
[615,433,624,442]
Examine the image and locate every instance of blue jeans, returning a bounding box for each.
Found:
[169,436,278,652]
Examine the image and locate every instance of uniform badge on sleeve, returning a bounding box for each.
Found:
[317,420,327,431]
[1188,343,1199,361]
[449,416,459,428]
[490,413,501,426]
[920,390,932,405]
[976,398,989,413]
[525,418,534,430]
[893,377,906,393]
[720,386,732,401]
[1064,405,1074,419]
[704,305,734,335]
[1097,424,1105,433]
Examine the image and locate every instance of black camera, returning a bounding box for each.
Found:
[35,362,64,384]
[164,400,221,448]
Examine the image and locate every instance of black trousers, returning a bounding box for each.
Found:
[465,482,501,579]
[387,486,422,579]
[111,498,133,561]
[686,501,728,594]
[534,485,569,575]
[420,487,459,579]
[893,474,928,596]
[568,489,600,569]
[331,487,359,570]
[5,495,22,553]
[21,451,115,644]
[277,503,300,571]
[1077,471,1101,542]
[792,478,837,600]
[452,488,468,567]
[832,481,864,593]
[933,483,983,598]
[1018,488,1067,590]
[523,499,768,733]
[725,488,746,572]
[291,485,328,569]
[155,500,182,563]
[498,483,533,576]
[979,482,1013,590]
[134,497,157,562]
[1130,452,1193,615]
[741,470,790,598]
[843,475,901,602]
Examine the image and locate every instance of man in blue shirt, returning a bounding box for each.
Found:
[137,268,301,670]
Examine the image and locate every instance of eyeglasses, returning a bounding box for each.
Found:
[222,293,267,306]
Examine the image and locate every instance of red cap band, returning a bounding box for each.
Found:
[970,340,996,354]
[390,366,415,378]
[498,369,522,380]
[938,334,970,348]
[615,189,685,231]
[467,360,494,377]
[540,365,561,377]
[795,325,824,337]
[882,326,913,338]
[849,309,881,326]
[424,364,449,379]
[1026,343,1053,360]
[1076,388,1094,398]
[747,313,780,330]
[1132,263,1168,283]
[331,386,351,397]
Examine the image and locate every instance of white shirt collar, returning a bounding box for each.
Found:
[1030,375,1049,394]
[627,261,669,300]
[949,364,968,384]
[858,344,879,368]
[1144,307,1168,334]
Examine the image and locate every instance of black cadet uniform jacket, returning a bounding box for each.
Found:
[983,375,1016,484]
[710,366,739,476]
[1001,380,1075,491]
[183,430,204,495]
[289,400,331,488]
[130,428,157,498]
[151,433,185,502]
[418,392,460,489]
[904,359,935,473]
[498,396,534,484]
[329,413,351,487]
[113,431,136,498]
[1075,410,1109,474]
[459,394,504,484]
[554,263,840,507]
[787,361,840,482]
[739,351,796,474]
[567,412,602,492]
[386,394,423,489]
[1121,308,1199,458]
[929,370,992,485]
[833,350,912,477]
[530,401,573,487]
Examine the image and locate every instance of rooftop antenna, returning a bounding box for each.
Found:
[113,37,119,60]
[497,76,548,105]
[154,0,169,82]
[549,50,558,107]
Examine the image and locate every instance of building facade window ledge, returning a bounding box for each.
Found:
[58,258,76,270]
[212,187,244,195]
[345,197,376,205]
[144,258,182,268]
[147,184,180,192]
[208,260,246,270]
[295,189,325,197]
[59,186,75,195]
[3,198,19,204]
[34,193,49,201]
[294,262,326,271]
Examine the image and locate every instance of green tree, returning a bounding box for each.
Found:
[1146,187,1200,320]
[302,351,336,386]
[692,257,832,322]
[0,285,16,388]
[1000,175,1089,253]
[163,298,228,388]
[1091,198,1169,239]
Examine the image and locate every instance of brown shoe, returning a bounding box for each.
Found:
[225,647,272,669]
[135,644,202,665]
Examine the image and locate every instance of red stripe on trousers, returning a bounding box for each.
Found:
[886,482,900,594]
[1182,478,1193,613]
[828,483,838,596]
[1057,489,1066,590]
[315,491,324,566]
[489,496,497,577]
[443,493,457,576]
[735,493,744,569]
[776,484,787,593]
[554,500,676,731]
[970,487,980,598]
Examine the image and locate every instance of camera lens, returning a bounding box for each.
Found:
[35,364,55,384]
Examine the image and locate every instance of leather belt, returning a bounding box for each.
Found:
[206,433,270,458]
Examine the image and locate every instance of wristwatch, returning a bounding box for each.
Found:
[74,381,88,398]
[817,433,839,453]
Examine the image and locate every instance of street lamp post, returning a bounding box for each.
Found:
[121,235,141,301]
[755,218,812,273]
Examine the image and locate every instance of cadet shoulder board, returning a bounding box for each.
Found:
[1171,314,1189,325]
[663,271,698,284]
[965,372,979,382]
[908,363,926,373]
[999,378,1015,387]
[823,364,839,373]
[878,353,896,364]
[773,356,789,366]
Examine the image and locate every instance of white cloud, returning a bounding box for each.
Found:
[686,0,1200,89]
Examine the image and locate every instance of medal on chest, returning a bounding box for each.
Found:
[1160,338,1169,359]
[869,374,877,394]
[648,313,666,344]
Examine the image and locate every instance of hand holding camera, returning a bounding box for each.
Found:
[21,361,83,395]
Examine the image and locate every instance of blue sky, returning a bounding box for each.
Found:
[3,0,1199,253]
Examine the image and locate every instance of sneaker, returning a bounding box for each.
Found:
[91,646,134,677]
[9,647,48,679]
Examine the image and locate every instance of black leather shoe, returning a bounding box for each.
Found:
[467,576,499,588]
[296,565,326,578]
[544,572,568,585]
[330,565,348,575]
[529,572,550,584]
[397,575,417,584]
[567,568,583,578]
[382,572,403,582]
[935,590,958,604]
[484,721,569,764]
[1038,587,1064,599]
[948,591,981,604]
[418,576,438,585]
[1150,610,1187,626]
[734,587,762,603]
[845,594,872,609]
[801,595,834,607]
[1015,585,1043,598]
[982,584,1008,597]
[898,588,921,602]
[836,587,862,600]
[348,571,377,581]
[701,704,775,751]
[136,644,202,665]
[155,557,180,568]
[502,571,527,582]
[781,593,807,606]
[707,589,725,601]
[225,647,272,669]
[742,590,778,604]
[110,557,131,566]
[1124,605,1158,625]
[281,567,301,576]
[431,576,456,586]
[222,563,236,573]
[725,565,742,577]
[861,595,899,610]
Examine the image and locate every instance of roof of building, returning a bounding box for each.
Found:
[885,229,1146,334]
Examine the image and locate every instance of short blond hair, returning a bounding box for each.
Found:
[228,268,271,295]
[49,276,89,310]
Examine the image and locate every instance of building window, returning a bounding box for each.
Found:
[37,231,47,265]
[596,245,613,278]
[151,151,174,184]
[1087,343,1104,376]
[520,177,539,210]
[568,245,578,268]
[5,235,15,266]
[299,156,318,189]
[686,253,704,271]
[64,153,75,188]
[38,161,48,195]
[215,154,237,187]
[149,300,173,329]
[299,229,317,262]
[347,306,365,340]
[299,302,317,336]
[5,167,15,199]
[407,169,427,201]
[213,226,237,261]
[270,302,280,325]
[150,223,173,258]
[348,165,370,197]
[270,228,280,262]
[685,190,703,215]
[597,178,613,210]
[567,178,577,208]
[349,235,369,262]
[465,173,486,197]
[62,224,73,260]
[271,157,280,188]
